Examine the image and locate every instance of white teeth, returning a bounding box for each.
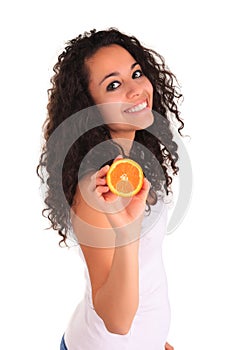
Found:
[125,101,147,113]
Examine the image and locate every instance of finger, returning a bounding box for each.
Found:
[89,165,109,191]
[96,164,110,178]
[113,154,123,163]
[95,185,110,197]
[96,177,106,186]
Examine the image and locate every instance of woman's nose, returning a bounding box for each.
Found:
[125,81,142,99]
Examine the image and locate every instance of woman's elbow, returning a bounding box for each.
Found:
[105,323,131,335]
[104,315,136,335]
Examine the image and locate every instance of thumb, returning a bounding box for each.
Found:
[135,178,151,202]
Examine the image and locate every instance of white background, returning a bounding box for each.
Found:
[0,1,232,349]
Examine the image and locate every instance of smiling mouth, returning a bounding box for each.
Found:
[124,101,148,113]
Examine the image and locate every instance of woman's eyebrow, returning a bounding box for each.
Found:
[99,62,139,86]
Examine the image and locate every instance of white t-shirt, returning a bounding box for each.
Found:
[64,199,171,350]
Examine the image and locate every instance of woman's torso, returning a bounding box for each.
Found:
[64,199,171,350]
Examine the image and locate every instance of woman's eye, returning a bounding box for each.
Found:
[106,81,121,91]
[133,69,143,79]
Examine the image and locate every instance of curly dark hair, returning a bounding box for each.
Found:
[37,28,184,247]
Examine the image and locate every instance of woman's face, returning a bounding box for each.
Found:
[85,44,154,140]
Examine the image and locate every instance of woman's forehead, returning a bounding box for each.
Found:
[85,45,137,80]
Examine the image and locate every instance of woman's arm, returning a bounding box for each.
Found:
[71,163,150,335]
[93,238,139,335]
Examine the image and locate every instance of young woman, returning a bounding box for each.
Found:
[37,28,183,350]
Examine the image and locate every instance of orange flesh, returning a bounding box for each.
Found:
[110,163,140,190]
[107,159,144,197]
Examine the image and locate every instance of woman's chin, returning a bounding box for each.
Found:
[129,110,154,130]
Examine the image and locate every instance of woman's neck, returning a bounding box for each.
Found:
[111,137,134,157]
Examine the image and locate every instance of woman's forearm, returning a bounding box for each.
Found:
[93,238,140,335]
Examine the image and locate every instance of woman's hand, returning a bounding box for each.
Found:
[84,156,151,237]
[165,342,174,350]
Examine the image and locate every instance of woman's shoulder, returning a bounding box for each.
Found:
[70,171,116,247]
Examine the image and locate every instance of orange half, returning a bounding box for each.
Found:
[106,159,144,197]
